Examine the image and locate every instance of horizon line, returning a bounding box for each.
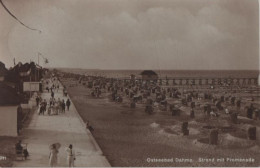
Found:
[49,67,260,71]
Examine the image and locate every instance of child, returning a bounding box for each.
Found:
[86,121,94,132]
[47,105,52,115]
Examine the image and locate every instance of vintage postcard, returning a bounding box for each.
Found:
[0,0,259,167]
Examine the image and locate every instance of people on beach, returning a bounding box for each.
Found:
[86,121,94,132]
[65,144,76,167]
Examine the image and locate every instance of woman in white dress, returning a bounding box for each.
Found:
[65,144,75,167]
[49,144,59,167]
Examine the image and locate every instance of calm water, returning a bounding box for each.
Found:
[59,68,259,78]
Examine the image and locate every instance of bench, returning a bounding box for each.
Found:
[15,143,28,160]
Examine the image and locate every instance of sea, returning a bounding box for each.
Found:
[58,68,259,79]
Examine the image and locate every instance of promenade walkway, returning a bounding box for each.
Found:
[13,80,110,167]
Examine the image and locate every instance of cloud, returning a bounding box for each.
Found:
[0,0,258,70]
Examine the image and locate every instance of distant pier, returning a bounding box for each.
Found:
[118,77,258,86]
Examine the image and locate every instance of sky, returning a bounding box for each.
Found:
[0,0,259,70]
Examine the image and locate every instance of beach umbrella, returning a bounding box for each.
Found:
[49,143,61,150]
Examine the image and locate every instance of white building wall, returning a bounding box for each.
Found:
[258,74,260,85]
[0,106,17,136]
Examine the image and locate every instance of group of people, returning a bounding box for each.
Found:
[37,95,71,116]
[16,76,85,167]
[49,144,76,167]
[45,79,60,93]
[16,140,77,167]
[15,140,29,159]
[37,77,72,116]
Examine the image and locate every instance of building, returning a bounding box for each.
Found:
[258,74,260,86]
[5,62,43,93]
[0,82,21,136]
[0,62,7,81]
[140,70,158,81]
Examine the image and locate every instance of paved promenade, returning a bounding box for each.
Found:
[14,81,110,167]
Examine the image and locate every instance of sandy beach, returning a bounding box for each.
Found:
[60,77,260,167]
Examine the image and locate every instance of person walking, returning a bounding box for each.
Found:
[46,86,50,92]
[39,104,45,115]
[57,98,62,114]
[52,102,58,115]
[61,100,66,113]
[66,99,71,111]
[43,99,47,113]
[56,84,59,92]
[64,90,68,97]
[65,144,75,167]
[49,144,59,167]
[36,96,40,106]
[47,104,52,115]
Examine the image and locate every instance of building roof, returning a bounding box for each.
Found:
[0,82,20,105]
[11,62,37,73]
[140,70,158,76]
